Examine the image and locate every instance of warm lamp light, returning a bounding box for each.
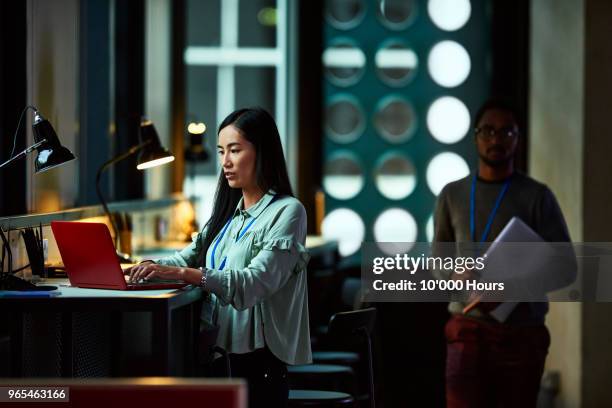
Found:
[136,120,175,169]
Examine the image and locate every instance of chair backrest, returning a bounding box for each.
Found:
[327,307,377,339]
[327,307,378,408]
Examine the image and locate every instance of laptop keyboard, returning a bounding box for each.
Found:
[123,276,182,286]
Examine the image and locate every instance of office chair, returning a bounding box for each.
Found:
[288,390,355,407]
[329,307,377,408]
[289,308,377,408]
[288,363,358,396]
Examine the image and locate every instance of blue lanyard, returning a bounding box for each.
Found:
[210,195,277,270]
[470,173,511,242]
[210,217,257,270]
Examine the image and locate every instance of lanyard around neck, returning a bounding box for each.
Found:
[211,217,256,270]
[210,195,277,270]
[470,173,511,242]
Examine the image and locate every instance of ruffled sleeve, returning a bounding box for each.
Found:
[252,234,311,276]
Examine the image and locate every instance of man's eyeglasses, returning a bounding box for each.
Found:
[474,126,519,140]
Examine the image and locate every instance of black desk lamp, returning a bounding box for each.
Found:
[0,106,76,291]
[95,118,175,255]
[0,106,76,172]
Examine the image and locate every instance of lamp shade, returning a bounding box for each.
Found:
[136,119,175,170]
[32,111,76,173]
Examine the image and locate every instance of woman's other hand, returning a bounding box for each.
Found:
[127,262,184,283]
[123,260,154,277]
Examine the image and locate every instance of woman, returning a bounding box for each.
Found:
[127,107,312,407]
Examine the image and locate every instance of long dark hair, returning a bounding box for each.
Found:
[200,107,294,264]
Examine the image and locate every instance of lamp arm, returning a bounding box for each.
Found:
[95,140,151,245]
[3,105,39,162]
[0,139,47,170]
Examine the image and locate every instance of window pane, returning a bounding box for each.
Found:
[234,67,276,116]
[187,0,221,46]
[238,0,277,48]
[186,66,218,173]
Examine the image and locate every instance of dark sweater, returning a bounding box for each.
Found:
[433,171,573,324]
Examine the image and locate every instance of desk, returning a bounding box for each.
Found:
[1,279,202,378]
[3,238,339,378]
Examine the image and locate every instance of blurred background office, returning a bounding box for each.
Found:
[1,0,612,407]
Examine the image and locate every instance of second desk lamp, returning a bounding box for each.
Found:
[95,118,175,260]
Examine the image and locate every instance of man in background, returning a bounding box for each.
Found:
[433,99,576,407]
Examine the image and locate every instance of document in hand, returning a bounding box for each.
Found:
[468,216,553,322]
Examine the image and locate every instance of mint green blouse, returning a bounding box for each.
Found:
[156,192,312,365]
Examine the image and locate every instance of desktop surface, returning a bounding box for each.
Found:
[0,278,202,313]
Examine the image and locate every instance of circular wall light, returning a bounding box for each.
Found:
[325,95,366,144]
[326,0,366,30]
[374,154,417,200]
[323,153,364,200]
[428,40,471,88]
[323,40,367,86]
[322,208,366,256]
[428,0,471,31]
[373,208,418,254]
[426,151,470,195]
[375,41,418,86]
[427,96,471,144]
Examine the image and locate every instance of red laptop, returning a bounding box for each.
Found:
[51,221,189,290]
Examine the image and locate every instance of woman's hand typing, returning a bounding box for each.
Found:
[126,261,184,283]
[125,262,205,286]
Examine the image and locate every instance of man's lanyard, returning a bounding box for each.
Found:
[210,195,277,270]
[470,173,511,242]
